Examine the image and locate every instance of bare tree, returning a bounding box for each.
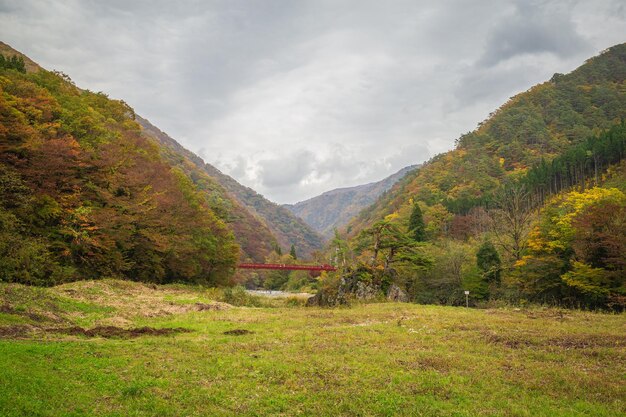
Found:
[489,184,535,261]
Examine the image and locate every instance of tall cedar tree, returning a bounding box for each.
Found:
[408,203,426,241]
[476,240,502,284]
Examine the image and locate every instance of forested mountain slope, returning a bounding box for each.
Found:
[349,43,626,236]
[0,41,41,73]
[0,43,244,285]
[193,157,325,258]
[326,43,626,310]
[137,116,324,259]
[136,116,277,262]
[284,165,418,239]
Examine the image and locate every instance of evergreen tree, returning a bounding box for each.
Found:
[289,244,297,260]
[408,203,426,241]
[357,219,429,271]
[0,54,26,73]
[476,240,501,284]
[271,243,282,256]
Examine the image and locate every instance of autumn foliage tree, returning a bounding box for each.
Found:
[476,240,501,285]
[516,187,626,309]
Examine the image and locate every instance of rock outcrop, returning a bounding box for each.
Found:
[306,268,409,306]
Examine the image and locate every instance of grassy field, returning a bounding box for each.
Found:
[0,280,624,417]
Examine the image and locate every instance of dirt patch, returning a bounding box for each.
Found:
[0,325,33,338]
[524,309,571,321]
[0,304,14,314]
[546,334,625,349]
[196,302,229,311]
[25,311,53,323]
[49,325,192,339]
[483,331,625,349]
[483,332,534,348]
[0,304,62,324]
[223,329,254,336]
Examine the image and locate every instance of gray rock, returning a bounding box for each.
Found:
[386,284,409,302]
[306,290,342,307]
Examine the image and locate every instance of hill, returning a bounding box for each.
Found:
[284,165,418,239]
[337,43,626,310]
[137,116,324,259]
[0,42,260,285]
[192,155,325,258]
[350,44,626,235]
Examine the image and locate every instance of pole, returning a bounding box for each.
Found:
[464,290,470,308]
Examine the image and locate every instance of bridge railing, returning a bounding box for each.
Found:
[237,263,337,272]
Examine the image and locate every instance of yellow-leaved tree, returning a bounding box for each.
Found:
[514,187,625,309]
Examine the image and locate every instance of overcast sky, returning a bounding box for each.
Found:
[1,1,625,203]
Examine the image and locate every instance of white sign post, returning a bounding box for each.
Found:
[464,290,470,308]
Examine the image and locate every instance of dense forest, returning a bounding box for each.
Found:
[327,44,626,310]
[0,50,244,285]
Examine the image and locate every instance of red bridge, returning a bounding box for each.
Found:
[238,263,337,272]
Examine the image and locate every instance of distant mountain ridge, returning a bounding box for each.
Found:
[284,165,419,239]
[137,117,324,258]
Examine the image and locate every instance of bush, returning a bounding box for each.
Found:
[221,286,265,307]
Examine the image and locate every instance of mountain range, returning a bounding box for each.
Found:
[348,43,626,238]
[284,165,418,239]
[1,39,625,306]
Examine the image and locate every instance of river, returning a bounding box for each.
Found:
[246,289,313,299]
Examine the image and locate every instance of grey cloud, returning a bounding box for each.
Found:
[452,60,539,108]
[386,143,430,169]
[0,0,623,203]
[258,150,315,188]
[478,0,591,67]
[226,156,249,181]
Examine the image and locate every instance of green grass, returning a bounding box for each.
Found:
[0,280,624,416]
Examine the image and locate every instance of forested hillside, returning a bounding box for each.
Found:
[0,44,240,285]
[136,116,277,262]
[284,165,418,239]
[333,43,626,310]
[137,116,324,259]
[351,44,626,233]
[198,160,324,258]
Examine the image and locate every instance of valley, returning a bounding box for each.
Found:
[0,16,626,417]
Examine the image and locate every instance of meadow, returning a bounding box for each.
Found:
[0,280,624,416]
